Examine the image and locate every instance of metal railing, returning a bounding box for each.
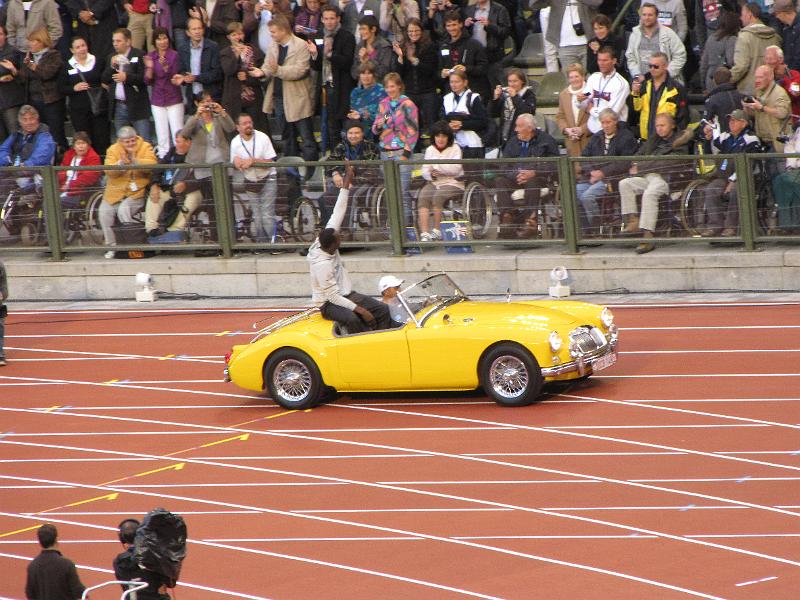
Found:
[0,152,797,260]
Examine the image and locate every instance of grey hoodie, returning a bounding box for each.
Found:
[730,22,782,93]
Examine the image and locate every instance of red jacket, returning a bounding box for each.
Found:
[778,68,800,124]
[57,147,102,196]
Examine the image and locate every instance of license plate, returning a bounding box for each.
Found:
[593,352,617,372]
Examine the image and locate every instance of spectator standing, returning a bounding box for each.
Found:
[144,27,184,158]
[542,0,602,71]
[380,0,419,43]
[221,22,267,130]
[18,28,66,152]
[463,0,510,88]
[631,50,688,140]
[295,0,324,37]
[163,0,191,53]
[765,45,800,125]
[576,107,638,234]
[230,113,279,243]
[704,66,744,131]
[341,0,382,38]
[438,11,489,101]
[695,0,734,50]
[730,2,780,93]
[60,36,110,157]
[393,18,438,142]
[101,125,157,257]
[25,524,85,599]
[699,9,739,94]
[583,46,629,134]
[0,25,25,141]
[123,0,156,52]
[347,61,387,136]
[418,120,463,241]
[772,124,800,232]
[698,110,762,237]
[492,67,537,149]
[647,0,688,41]
[251,15,319,167]
[145,131,203,235]
[743,63,791,152]
[57,131,102,211]
[309,6,356,151]
[102,28,152,143]
[193,0,241,49]
[5,0,62,53]
[626,2,686,83]
[176,18,223,108]
[426,0,458,44]
[254,0,275,56]
[556,62,591,156]
[372,71,418,222]
[181,91,235,183]
[619,112,691,253]
[66,0,117,60]
[351,15,393,81]
[773,0,800,72]
[586,14,627,76]
[495,113,559,238]
[0,258,6,366]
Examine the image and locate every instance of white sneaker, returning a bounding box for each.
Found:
[420,232,432,242]
[104,250,115,259]
[431,228,442,240]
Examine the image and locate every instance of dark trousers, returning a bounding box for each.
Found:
[274,96,319,164]
[321,291,391,333]
[71,109,111,158]
[408,91,438,140]
[30,97,67,151]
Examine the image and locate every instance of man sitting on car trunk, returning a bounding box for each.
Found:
[308,168,391,334]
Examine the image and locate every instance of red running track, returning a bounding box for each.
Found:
[0,303,799,599]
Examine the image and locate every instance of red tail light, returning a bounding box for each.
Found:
[224,351,231,365]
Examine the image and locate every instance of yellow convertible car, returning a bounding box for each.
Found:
[224,274,618,408]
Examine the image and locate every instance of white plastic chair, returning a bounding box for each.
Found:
[81,580,149,599]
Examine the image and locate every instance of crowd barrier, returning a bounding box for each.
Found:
[0,153,798,261]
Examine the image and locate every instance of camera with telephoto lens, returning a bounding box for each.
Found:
[776,135,791,143]
[572,22,585,36]
[742,95,755,104]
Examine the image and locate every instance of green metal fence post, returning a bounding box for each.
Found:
[211,163,234,258]
[557,157,580,254]
[384,159,405,256]
[734,154,756,251]
[41,166,65,261]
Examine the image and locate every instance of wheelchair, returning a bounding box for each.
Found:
[0,181,46,246]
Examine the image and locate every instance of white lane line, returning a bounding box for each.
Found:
[26,405,278,411]
[608,398,800,404]
[621,325,800,330]
[0,454,432,463]
[0,550,270,599]
[6,332,249,338]
[557,393,800,433]
[12,308,303,314]
[595,373,800,378]
[2,346,220,363]
[0,494,714,599]
[606,302,800,308]
[620,349,800,354]
[735,576,778,587]
[3,427,514,437]
[3,435,800,572]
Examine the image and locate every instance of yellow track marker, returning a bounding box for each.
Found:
[103,379,119,385]
[101,463,185,485]
[229,410,297,428]
[0,524,41,538]
[62,493,119,508]
[215,331,231,337]
[265,410,297,420]
[43,406,61,413]
[198,434,249,449]
[159,354,176,361]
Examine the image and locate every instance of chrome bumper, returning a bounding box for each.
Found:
[541,339,618,378]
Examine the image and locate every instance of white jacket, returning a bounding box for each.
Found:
[308,190,355,310]
[422,144,465,189]
[625,25,687,82]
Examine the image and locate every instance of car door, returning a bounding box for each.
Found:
[334,325,412,390]
[406,311,481,390]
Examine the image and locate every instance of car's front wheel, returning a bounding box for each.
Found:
[479,344,543,407]
[264,349,323,409]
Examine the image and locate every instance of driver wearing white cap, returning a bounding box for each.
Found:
[379,275,409,327]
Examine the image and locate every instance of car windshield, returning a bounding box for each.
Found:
[398,274,467,324]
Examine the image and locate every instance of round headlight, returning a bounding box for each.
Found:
[600,307,614,329]
[548,330,563,352]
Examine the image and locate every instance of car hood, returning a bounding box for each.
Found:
[430,300,585,330]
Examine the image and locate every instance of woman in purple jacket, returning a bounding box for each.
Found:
[144,27,184,158]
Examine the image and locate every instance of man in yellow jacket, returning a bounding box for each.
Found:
[631,52,688,140]
[100,126,157,257]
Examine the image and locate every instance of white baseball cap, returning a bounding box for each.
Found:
[378,275,404,294]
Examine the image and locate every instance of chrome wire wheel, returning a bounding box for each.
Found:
[273,358,312,402]
[488,355,529,399]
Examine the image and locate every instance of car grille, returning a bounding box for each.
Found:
[569,326,608,357]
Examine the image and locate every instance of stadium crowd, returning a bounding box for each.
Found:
[0,0,800,256]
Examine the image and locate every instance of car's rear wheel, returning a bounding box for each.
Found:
[264,349,323,409]
[479,343,543,407]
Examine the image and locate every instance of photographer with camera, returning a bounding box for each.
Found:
[492,67,537,149]
[743,64,791,153]
[582,46,629,135]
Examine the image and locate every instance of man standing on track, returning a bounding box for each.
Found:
[113,518,170,600]
[25,524,85,600]
[308,166,391,333]
[0,258,6,366]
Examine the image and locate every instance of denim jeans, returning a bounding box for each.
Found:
[381,150,413,225]
[240,175,278,243]
[576,181,607,227]
[114,102,152,143]
[274,96,318,164]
